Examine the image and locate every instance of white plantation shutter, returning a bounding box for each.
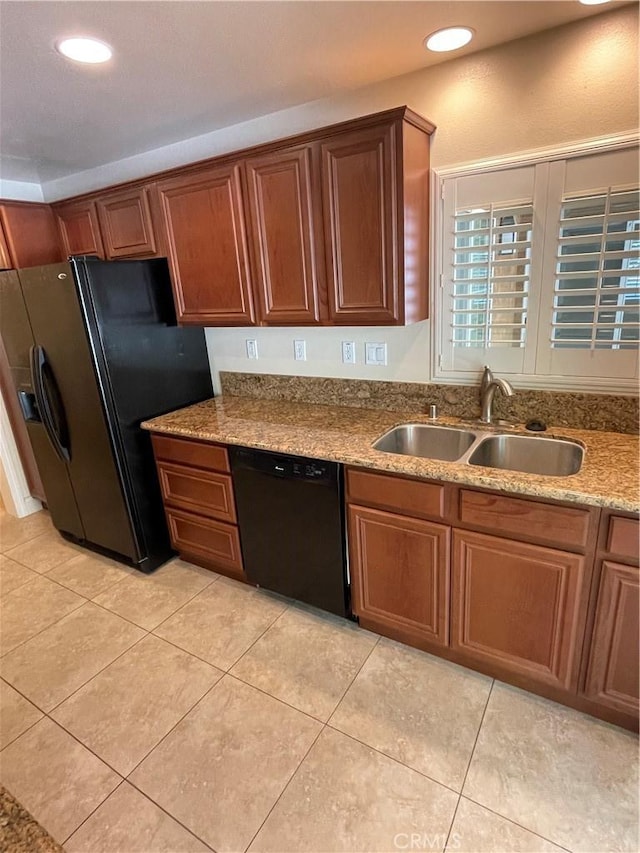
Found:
[552,188,639,350]
[440,166,539,375]
[451,203,532,349]
[437,144,639,389]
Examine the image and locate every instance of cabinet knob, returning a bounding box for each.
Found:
[57,273,67,280]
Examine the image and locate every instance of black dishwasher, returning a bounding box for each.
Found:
[230,446,349,617]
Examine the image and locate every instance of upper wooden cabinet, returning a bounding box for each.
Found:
[38,107,434,327]
[0,202,62,269]
[321,115,431,325]
[96,186,158,259]
[0,221,11,270]
[156,164,255,326]
[244,145,325,325]
[55,199,104,258]
[321,123,397,324]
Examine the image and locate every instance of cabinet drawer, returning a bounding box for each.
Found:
[152,434,229,473]
[346,468,444,520]
[459,489,592,551]
[607,516,639,562]
[157,462,236,523]
[166,508,243,574]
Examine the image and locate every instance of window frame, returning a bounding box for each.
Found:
[431,132,640,394]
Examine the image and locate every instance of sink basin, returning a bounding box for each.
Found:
[373,424,476,462]
[468,434,583,477]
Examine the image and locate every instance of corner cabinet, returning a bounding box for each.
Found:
[0,202,62,269]
[156,165,256,326]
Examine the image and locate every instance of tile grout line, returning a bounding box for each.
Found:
[44,629,152,717]
[113,778,219,853]
[442,679,495,851]
[60,777,128,847]
[7,678,219,849]
[62,776,218,852]
[323,721,463,797]
[459,679,494,791]
[460,793,574,852]
[242,720,327,853]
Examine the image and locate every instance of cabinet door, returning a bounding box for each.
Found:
[321,123,398,324]
[55,201,104,258]
[584,561,639,715]
[245,146,324,324]
[452,530,587,690]
[96,186,157,258]
[157,165,255,325]
[348,504,450,648]
[0,203,62,269]
[0,223,10,269]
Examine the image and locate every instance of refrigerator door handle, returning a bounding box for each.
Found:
[29,345,71,462]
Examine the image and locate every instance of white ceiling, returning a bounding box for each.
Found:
[0,1,631,185]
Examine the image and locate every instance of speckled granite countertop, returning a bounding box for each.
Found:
[0,785,64,852]
[142,396,640,513]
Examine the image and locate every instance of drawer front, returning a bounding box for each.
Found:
[607,516,639,562]
[152,434,229,473]
[459,489,592,551]
[166,508,243,574]
[158,462,236,523]
[346,468,444,520]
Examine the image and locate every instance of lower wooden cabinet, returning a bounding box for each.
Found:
[451,530,588,690]
[166,507,244,581]
[348,504,450,649]
[151,434,245,581]
[584,561,639,715]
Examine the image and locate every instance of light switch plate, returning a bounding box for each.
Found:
[246,339,258,359]
[293,339,306,361]
[365,342,387,366]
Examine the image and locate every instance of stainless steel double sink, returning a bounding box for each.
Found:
[372,423,584,477]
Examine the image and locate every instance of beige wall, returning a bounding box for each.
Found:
[203,6,639,391]
[43,5,638,200]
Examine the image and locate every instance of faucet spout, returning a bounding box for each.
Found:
[479,369,515,424]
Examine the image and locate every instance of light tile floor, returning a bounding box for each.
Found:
[0,507,638,853]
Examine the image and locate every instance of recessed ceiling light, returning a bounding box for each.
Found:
[424,26,474,53]
[56,37,113,64]
[579,0,611,4]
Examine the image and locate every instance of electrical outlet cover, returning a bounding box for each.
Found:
[293,340,306,361]
[342,341,356,364]
[246,339,258,359]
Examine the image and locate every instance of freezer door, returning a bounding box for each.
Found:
[0,269,84,538]
[73,256,213,567]
[17,263,139,561]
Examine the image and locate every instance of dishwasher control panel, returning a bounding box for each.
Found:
[232,446,337,486]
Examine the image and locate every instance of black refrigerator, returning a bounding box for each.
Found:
[0,256,213,572]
